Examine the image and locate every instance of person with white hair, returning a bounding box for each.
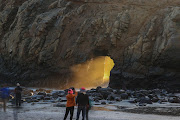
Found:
[15,83,22,107]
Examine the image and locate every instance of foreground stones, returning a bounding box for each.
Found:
[10,87,180,107]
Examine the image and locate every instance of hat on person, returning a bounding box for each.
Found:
[80,87,86,92]
[17,83,20,86]
[68,89,73,94]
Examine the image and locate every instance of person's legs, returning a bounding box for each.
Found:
[86,108,89,120]
[16,98,20,106]
[18,97,21,106]
[3,99,7,112]
[82,106,86,120]
[70,106,74,120]
[16,97,18,106]
[76,106,82,120]
[16,94,21,106]
[64,107,70,120]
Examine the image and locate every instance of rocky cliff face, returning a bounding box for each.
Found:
[0,0,179,90]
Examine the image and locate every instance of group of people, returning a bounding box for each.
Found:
[64,87,91,120]
[0,83,22,112]
[1,83,91,120]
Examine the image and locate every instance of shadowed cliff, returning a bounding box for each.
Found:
[0,0,179,90]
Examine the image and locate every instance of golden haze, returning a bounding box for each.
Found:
[68,56,114,89]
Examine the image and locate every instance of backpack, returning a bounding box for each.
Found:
[89,98,93,109]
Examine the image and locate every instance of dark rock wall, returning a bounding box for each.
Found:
[0,0,179,89]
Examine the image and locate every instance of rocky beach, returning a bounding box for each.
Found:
[1,87,180,120]
[0,0,180,119]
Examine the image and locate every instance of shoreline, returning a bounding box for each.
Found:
[1,102,180,120]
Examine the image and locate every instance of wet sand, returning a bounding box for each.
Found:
[0,102,180,120]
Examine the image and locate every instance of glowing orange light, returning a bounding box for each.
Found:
[103,56,115,82]
[69,56,114,88]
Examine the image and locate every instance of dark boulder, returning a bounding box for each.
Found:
[139,97,152,104]
[168,97,180,103]
[128,100,137,103]
[93,96,103,101]
[120,93,128,99]
[37,92,46,96]
[115,97,121,101]
[117,89,126,94]
[31,95,44,100]
[135,92,145,98]
[151,97,159,102]
[60,97,67,102]
[101,101,107,105]
[44,97,51,100]
[96,86,102,91]
[107,94,117,101]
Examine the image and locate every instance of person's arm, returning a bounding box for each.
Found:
[66,95,68,99]
[76,95,79,105]
[87,96,90,105]
[14,88,17,93]
[74,91,78,96]
[86,95,90,108]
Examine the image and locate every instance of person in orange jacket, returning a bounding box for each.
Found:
[63,89,77,120]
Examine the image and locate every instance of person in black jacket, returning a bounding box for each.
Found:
[15,83,22,107]
[76,87,89,120]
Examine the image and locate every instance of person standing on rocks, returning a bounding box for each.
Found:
[0,84,10,112]
[63,89,77,120]
[15,83,22,107]
[76,87,89,120]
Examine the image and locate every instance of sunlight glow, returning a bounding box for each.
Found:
[69,56,114,88]
[103,56,115,82]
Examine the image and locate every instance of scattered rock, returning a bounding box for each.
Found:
[60,97,67,102]
[151,97,159,102]
[120,93,128,99]
[139,97,152,104]
[44,97,51,100]
[168,97,180,103]
[101,101,107,105]
[54,103,66,107]
[115,97,121,101]
[37,92,46,97]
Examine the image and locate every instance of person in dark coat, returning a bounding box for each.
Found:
[14,83,22,107]
[0,84,10,112]
[76,87,89,120]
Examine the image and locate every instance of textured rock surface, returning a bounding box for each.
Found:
[0,0,179,90]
